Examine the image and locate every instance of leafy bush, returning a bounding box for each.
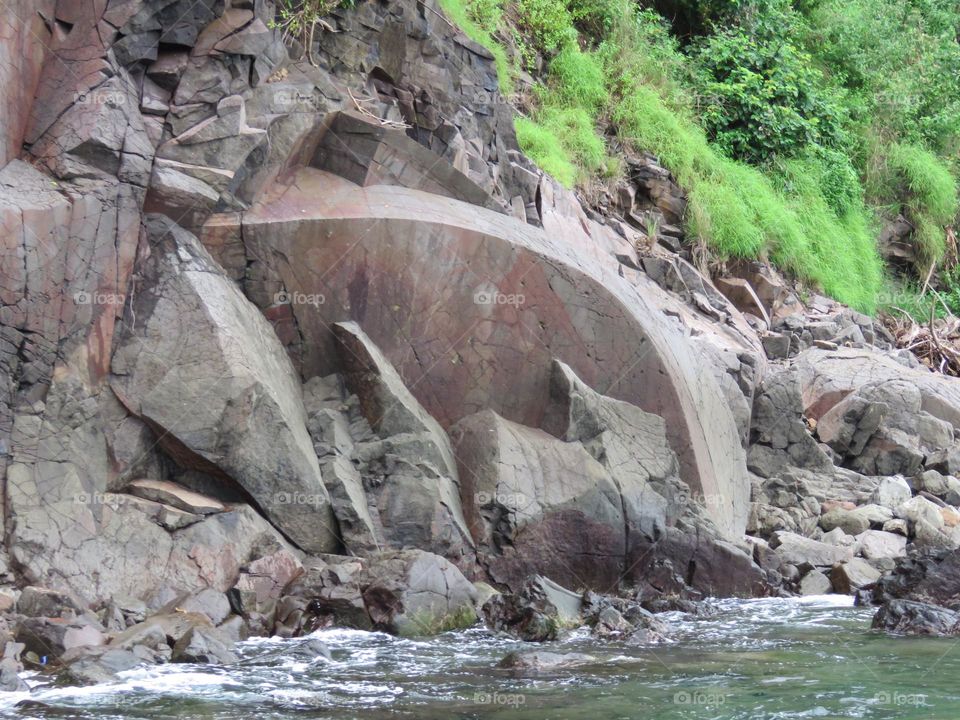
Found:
[691,26,846,163]
[466,0,503,28]
[515,0,576,53]
[567,0,622,39]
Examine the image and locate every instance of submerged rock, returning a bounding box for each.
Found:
[498,650,597,671]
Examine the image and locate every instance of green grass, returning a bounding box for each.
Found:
[885,142,957,263]
[514,115,578,186]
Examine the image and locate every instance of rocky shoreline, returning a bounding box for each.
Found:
[2,0,960,697]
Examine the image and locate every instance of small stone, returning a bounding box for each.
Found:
[882,518,909,536]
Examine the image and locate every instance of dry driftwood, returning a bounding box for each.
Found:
[882,298,960,377]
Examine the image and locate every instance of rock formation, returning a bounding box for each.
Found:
[1,0,960,691]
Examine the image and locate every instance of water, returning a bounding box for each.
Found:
[3,596,960,719]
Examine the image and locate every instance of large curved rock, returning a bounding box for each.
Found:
[214,167,749,538]
[110,215,339,553]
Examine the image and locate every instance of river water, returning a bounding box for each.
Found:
[2,596,958,719]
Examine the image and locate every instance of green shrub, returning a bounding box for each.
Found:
[567,0,623,39]
[466,0,503,28]
[691,25,846,163]
[516,0,576,52]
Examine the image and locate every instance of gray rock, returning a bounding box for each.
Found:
[799,570,832,595]
[173,589,232,626]
[16,618,104,660]
[59,647,145,685]
[172,626,237,665]
[16,587,85,619]
[870,476,912,509]
[882,518,909,536]
[856,530,907,560]
[332,322,473,562]
[820,508,870,536]
[359,550,478,637]
[873,599,960,636]
[498,650,597,671]
[482,576,581,642]
[771,532,854,568]
[896,496,945,530]
[831,558,881,594]
[110,216,339,554]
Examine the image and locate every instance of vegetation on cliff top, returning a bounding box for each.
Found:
[438,0,960,314]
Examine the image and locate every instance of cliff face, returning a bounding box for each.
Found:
[2,0,960,624]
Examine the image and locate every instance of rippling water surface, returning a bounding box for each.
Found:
[3,596,960,719]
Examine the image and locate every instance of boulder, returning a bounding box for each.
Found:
[481,576,582,642]
[771,532,854,568]
[16,587,85,619]
[541,359,682,539]
[15,617,104,660]
[59,647,145,685]
[856,530,907,561]
[498,650,597,671]
[872,599,960,636]
[452,408,626,590]
[819,508,870,536]
[896,496,945,530]
[798,570,832,595]
[817,380,952,476]
[831,558,881,594]
[331,322,473,562]
[820,505,891,535]
[870,477,912,509]
[927,447,960,476]
[795,348,960,432]
[110,215,339,554]
[358,550,478,637]
[749,367,832,477]
[171,626,237,664]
